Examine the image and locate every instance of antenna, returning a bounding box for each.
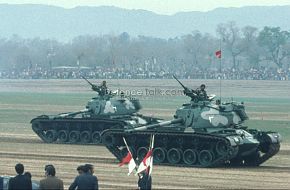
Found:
[219,38,222,102]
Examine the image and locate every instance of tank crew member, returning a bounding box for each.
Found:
[183,84,208,102]
[196,84,208,101]
[99,81,108,96]
[92,80,108,96]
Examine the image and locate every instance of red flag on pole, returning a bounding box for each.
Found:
[119,151,133,166]
[119,138,136,175]
[215,50,221,58]
[137,135,154,175]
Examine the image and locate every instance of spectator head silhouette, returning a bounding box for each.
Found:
[84,164,94,174]
[45,164,56,176]
[15,163,24,175]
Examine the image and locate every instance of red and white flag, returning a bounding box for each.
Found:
[119,138,136,176]
[215,50,221,58]
[136,135,154,175]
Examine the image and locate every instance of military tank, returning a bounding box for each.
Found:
[30,77,161,144]
[100,76,281,167]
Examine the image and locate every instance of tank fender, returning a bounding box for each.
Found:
[226,136,244,146]
[266,133,282,144]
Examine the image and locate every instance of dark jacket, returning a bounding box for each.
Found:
[69,173,98,190]
[8,174,32,190]
[39,176,63,190]
[138,173,152,190]
[0,176,3,190]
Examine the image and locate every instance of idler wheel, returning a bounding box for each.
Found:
[45,130,58,143]
[198,150,214,167]
[80,131,91,144]
[69,130,80,143]
[58,130,69,143]
[183,149,197,165]
[137,147,148,160]
[167,148,182,164]
[31,122,41,131]
[92,131,101,144]
[216,141,228,156]
[153,147,166,163]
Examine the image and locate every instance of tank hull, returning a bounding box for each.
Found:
[101,128,281,168]
[31,115,127,144]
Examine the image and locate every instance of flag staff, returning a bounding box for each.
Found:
[219,38,222,102]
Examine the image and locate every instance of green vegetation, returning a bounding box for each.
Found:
[0,92,91,106]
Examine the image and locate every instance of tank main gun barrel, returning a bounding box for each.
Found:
[126,118,183,132]
[57,108,90,118]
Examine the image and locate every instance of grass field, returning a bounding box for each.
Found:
[0,83,289,141]
[0,79,290,189]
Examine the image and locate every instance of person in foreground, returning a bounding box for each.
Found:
[8,163,32,190]
[138,171,152,190]
[39,164,63,190]
[69,164,98,190]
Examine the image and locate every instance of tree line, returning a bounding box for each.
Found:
[0,21,289,75]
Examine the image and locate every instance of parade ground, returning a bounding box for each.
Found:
[0,79,290,189]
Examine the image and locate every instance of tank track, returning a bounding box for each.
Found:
[229,131,280,166]
[101,129,240,168]
[31,115,126,144]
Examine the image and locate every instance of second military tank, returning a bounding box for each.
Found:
[30,78,161,144]
[100,77,281,167]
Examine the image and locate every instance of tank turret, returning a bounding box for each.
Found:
[30,78,158,144]
[101,76,281,167]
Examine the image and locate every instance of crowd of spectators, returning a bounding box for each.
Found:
[0,163,98,190]
[1,163,151,190]
[0,66,289,80]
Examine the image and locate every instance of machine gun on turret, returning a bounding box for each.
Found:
[173,75,199,100]
[82,76,108,96]
[82,76,99,91]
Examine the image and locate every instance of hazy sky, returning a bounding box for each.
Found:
[1,0,290,14]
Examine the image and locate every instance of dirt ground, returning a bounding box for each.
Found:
[0,133,290,189]
[0,79,290,189]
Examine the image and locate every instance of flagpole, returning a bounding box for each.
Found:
[123,137,132,155]
[219,39,222,102]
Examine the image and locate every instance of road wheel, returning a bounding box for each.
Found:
[80,131,91,144]
[167,148,182,164]
[58,130,69,143]
[69,130,80,143]
[137,147,148,160]
[45,130,58,143]
[102,133,115,146]
[198,150,214,167]
[216,141,228,156]
[183,149,197,165]
[153,147,166,163]
[92,131,101,144]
